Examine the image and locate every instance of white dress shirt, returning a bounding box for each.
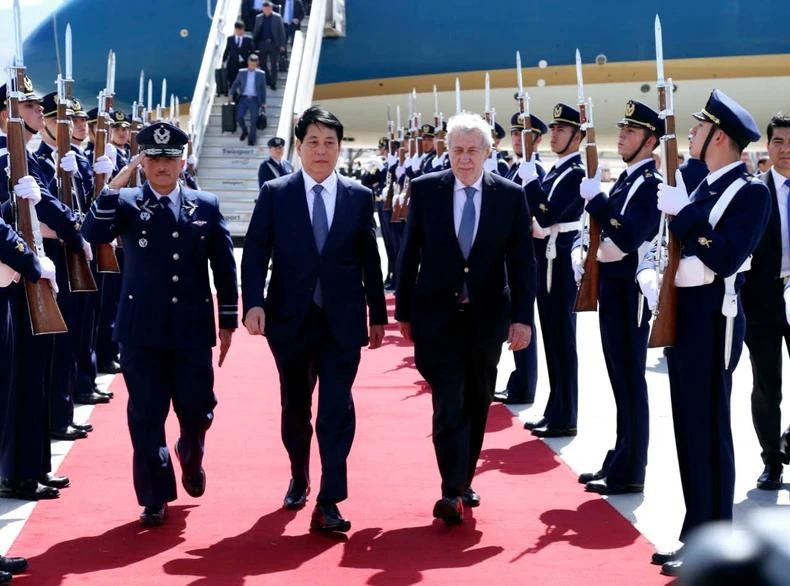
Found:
[243,70,257,97]
[625,157,652,178]
[704,160,742,186]
[453,172,483,241]
[303,170,338,228]
[771,167,790,277]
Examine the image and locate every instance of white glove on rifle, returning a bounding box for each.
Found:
[432,154,446,169]
[657,169,690,215]
[395,165,405,181]
[580,167,603,201]
[517,154,538,184]
[38,255,58,293]
[571,246,584,284]
[55,150,78,174]
[93,155,114,177]
[104,143,118,169]
[784,287,790,326]
[483,151,498,174]
[386,153,398,167]
[410,154,424,173]
[370,157,384,171]
[637,268,659,312]
[81,238,94,262]
[14,176,42,205]
[187,154,198,167]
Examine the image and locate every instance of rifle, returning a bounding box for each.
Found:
[7,1,67,334]
[515,51,535,161]
[382,108,395,210]
[648,15,680,348]
[574,49,600,312]
[128,100,141,187]
[57,72,97,292]
[433,85,445,159]
[92,89,121,273]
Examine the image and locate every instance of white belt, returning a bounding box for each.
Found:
[532,220,581,293]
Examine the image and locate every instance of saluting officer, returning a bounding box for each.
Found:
[82,122,238,527]
[521,104,585,437]
[644,90,771,576]
[575,100,663,494]
[494,112,548,406]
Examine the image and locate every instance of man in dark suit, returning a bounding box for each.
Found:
[222,21,255,94]
[82,122,238,527]
[253,1,286,90]
[229,54,267,146]
[257,136,294,188]
[241,0,261,32]
[242,107,387,533]
[396,113,537,525]
[742,113,790,491]
[274,0,305,43]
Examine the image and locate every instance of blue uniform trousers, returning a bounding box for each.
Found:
[597,274,650,484]
[267,304,360,504]
[505,327,538,402]
[120,344,216,506]
[389,221,405,289]
[534,237,578,428]
[0,289,14,469]
[376,203,395,281]
[666,283,744,539]
[96,248,122,370]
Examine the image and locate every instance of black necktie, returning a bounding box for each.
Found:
[611,170,628,192]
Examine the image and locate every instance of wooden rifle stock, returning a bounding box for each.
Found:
[574,108,600,312]
[92,106,121,273]
[648,85,680,348]
[57,81,97,292]
[128,119,140,187]
[8,68,67,335]
[519,97,535,161]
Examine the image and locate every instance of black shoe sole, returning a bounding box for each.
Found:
[309,520,351,532]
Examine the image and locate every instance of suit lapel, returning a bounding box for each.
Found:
[324,175,349,254]
[438,170,464,259]
[287,172,318,254]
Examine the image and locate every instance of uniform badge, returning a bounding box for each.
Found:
[153,125,171,144]
[15,240,24,252]
[184,200,198,217]
[625,101,636,117]
[610,218,622,228]
[539,203,548,212]
[192,220,207,227]
[23,76,34,93]
[697,236,712,247]
[114,111,125,122]
[138,238,148,248]
[553,104,563,119]
[140,211,151,221]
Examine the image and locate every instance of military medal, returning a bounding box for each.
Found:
[138,238,148,248]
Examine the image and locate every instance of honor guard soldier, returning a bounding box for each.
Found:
[643,90,771,576]
[257,136,293,188]
[521,104,585,437]
[741,113,790,490]
[574,100,663,494]
[109,110,131,172]
[495,112,548,405]
[82,121,238,527]
[417,124,437,175]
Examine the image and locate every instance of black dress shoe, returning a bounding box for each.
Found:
[39,473,70,489]
[523,417,547,430]
[585,478,643,495]
[651,549,679,565]
[780,429,790,464]
[74,391,110,405]
[0,479,59,501]
[0,555,28,574]
[0,570,11,585]
[139,503,168,527]
[98,360,121,374]
[71,421,93,432]
[95,388,114,400]
[239,131,248,141]
[174,440,206,498]
[578,470,604,484]
[310,503,351,532]
[532,426,577,438]
[756,463,783,490]
[51,425,89,441]
[433,496,463,525]
[462,487,480,508]
[283,479,310,510]
[661,559,683,576]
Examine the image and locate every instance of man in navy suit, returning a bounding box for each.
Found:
[83,122,238,527]
[229,54,267,146]
[242,107,387,533]
[396,113,537,525]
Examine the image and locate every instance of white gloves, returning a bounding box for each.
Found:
[395,166,405,181]
[571,246,584,284]
[410,154,423,173]
[580,168,603,201]
[483,152,498,174]
[370,157,383,171]
[14,176,42,205]
[187,154,198,167]
[517,154,538,184]
[57,151,78,174]
[784,287,790,325]
[657,169,690,215]
[38,255,58,293]
[432,154,446,169]
[386,153,398,167]
[81,238,94,262]
[637,268,659,312]
[104,143,118,168]
[93,155,114,176]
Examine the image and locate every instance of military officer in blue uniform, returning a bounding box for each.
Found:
[108,110,131,172]
[494,112,548,405]
[641,90,771,577]
[257,136,294,188]
[82,121,238,527]
[521,104,585,437]
[574,100,664,494]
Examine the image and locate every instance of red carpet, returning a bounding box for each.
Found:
[8,298,670,585]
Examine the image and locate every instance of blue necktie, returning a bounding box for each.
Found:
[690,180,710,203]
[159,196,175,221]
[458,186,476,259]
[312,184,328,306]
[785,179,790,246]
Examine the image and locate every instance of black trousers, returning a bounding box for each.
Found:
[745,313,790,467]
[267,304,361,504]
[258,41,279,86]
[414,308,502,498]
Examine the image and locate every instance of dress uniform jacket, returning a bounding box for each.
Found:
[523,153,584,429]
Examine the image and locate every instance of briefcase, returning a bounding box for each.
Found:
[278,53,288,72]
[214,68,229,96]
[256,112,268,131]
[221,102,236,133]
